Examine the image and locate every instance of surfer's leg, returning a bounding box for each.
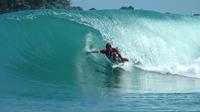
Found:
[113,54,116,62]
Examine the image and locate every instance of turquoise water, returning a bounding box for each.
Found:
[1,9,200,111]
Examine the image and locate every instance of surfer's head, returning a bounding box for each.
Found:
[106,43,112,49]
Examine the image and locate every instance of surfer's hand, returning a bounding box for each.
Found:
[122,58,128,62]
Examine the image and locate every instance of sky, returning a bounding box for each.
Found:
[72,0,200,15]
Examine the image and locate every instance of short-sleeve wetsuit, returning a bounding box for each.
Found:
[100,48,121,62]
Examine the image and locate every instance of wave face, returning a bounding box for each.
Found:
[1,9,200,99]
[2,9,200,112]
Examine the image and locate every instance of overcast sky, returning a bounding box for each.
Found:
[72,0,200,15]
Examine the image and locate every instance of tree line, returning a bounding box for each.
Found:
[0,0,71,13]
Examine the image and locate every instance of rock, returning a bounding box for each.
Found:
[193,14,200,16]
[120,5,134,10]
[128,6,134,10]
[89,8,96,10]
[120,6,127,10]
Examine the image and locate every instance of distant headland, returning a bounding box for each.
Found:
[0,1,136,14]
[0,0,82,14]
[2,1,198,16]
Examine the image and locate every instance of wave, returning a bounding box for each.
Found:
[1,9,200,94]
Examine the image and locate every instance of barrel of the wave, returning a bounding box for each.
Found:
[0,10,102,85]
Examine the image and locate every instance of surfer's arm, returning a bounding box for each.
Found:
[89,50,100,53]
[118,53,123,60]
[119,53,129,62]
[88,49,107,54]
[115,48,128,62]
[99,50,108,54]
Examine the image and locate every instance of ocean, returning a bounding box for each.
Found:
[1,9,200,111]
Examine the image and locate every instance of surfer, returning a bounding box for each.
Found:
[89,43,128,64]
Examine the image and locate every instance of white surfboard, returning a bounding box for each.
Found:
[112,62,124,69]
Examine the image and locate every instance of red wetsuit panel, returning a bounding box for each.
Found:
[100,48,119,55]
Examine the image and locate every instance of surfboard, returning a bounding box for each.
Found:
[112,62,124,69]
[111,56,129,69]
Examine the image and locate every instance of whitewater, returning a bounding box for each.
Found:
[1,9,200,111]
